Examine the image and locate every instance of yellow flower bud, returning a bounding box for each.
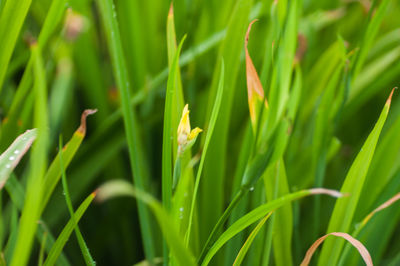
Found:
[177,104,202,156]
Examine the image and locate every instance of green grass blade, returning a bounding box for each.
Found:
[41,109,97,212]
[43,192,96,266]
[352,0,392,80]
[0,0,67,148]
[317,89,395,266]
[58,137,95,266]
[200,0,253,245]
[162,33,186,265]
[0,0,32,91]
[10,43,48,266]
[96,0,155,259]
[233,213,272,266]
[186,60,225,246]
[263,159,293,266]
[0,129,36,189]
[201,189,342,266]
[162,36,186,211]
[96,180,196,266]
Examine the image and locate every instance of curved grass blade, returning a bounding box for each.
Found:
[233,213,272,266]
[301,232,372,266]
[201,188,343,266]
[58,137,95,266]
[43,192,96,266]
[41,109,97,212]
[0,129,37,189]
[97,0,155,259]
[96,179,196,266]
[318,89,395,266]
[186,61,225,246]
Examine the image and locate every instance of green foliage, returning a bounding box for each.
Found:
[0,0,400,265]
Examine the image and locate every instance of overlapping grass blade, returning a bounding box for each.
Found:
[233,213,272,266]
[58,137,95,266]
[43,192,96,266]
[201,188,343,266]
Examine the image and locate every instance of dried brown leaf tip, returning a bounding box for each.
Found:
[77,109,98,136]
[245,19,268,130]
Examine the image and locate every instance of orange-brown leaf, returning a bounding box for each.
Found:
[245,19,268,125]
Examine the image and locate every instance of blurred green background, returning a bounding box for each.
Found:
[0,0,400,265]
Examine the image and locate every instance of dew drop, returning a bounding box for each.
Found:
[14,150,20,154]
[5,164,11,169]
[179,207,184,212]
[9,156,15,161]
[249,187,254,191]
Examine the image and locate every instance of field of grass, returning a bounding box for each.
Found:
[0,0,400,265]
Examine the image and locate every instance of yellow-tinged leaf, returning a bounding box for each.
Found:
[177,104,202,156]
[245,19,268,129]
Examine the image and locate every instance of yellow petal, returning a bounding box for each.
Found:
[177,104,191,145]
[188,127,203,141]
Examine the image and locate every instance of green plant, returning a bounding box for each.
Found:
[0,0,400,265]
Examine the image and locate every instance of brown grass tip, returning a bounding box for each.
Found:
[77,109,98,135]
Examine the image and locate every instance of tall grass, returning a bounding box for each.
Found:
[0,0,400,265]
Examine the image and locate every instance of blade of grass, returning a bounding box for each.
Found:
[58,137,95,266]
[317,89,395,266]
[0,0,67,149]
[43,192,96,266]
[200,0,253,248]
[162,34,186,265]
[41,109,97,212]
[10,43,48,266]
[201,188,343,266]
[339,192,400,265]
[4,174,71,266]
[162,36,186,211]
[233,213,272,266]
[352,0,392,80]
[0,129,37,189]
[96,0,155,259]
[186,60,225,246]
[96,180,196,266]
[0,0,32,91]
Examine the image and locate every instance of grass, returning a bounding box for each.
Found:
[0,0,400,265]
